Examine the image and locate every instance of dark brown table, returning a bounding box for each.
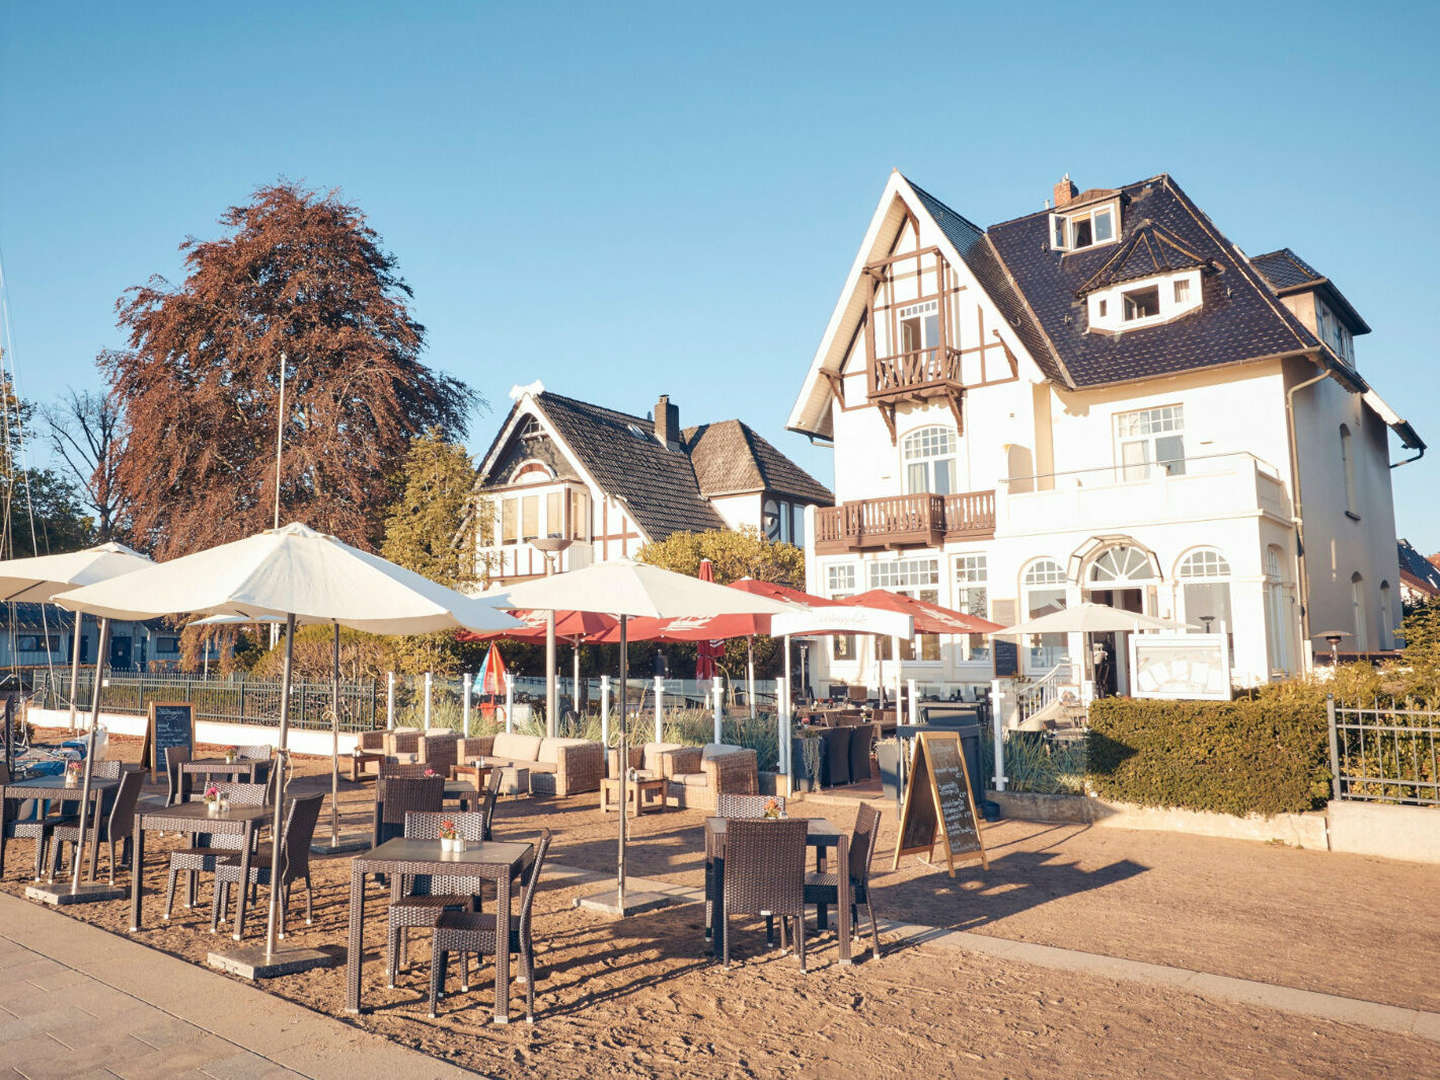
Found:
[704,816,851,965]
[177,758,266,803]
[345,837,535,1021]
[130,800,272,939]
[1,774,118,882]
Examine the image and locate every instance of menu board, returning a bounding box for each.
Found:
[142,701,195,777]
[992,638,1020,679]
[892,731,987,876]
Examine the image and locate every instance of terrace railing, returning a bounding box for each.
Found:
[1327,697,1440,806]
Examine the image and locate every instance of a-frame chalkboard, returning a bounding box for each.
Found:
[141,701,195,779]
[892,731,988,876]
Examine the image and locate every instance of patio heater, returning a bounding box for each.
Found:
[532,536,573,737]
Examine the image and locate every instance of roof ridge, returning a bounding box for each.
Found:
[901,175,987,237]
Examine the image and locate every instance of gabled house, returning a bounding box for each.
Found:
[467,382,832,585]
[789,171,1423,700]
[1397,539,1440,608]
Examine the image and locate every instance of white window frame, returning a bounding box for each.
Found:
[1175,548,1233,641]
[901,425,958,496]
[1049,200,1120,253]
[1114,404,1185,481]
[1339,424,1358,517]
[1021,558,1068,670]
[870,557,942,663]
[953,553,990,661]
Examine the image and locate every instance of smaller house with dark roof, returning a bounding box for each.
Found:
[465,382,832,584]
[1397,539,1440,608]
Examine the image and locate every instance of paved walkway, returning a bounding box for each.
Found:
[0,894,475,1080]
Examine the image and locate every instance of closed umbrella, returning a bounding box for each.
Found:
[497,558,791,915]
[0,541,153,903]
[694,560,722,683]
[56,522,520,976]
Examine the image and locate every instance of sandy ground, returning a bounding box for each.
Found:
[3,730,1438,1080]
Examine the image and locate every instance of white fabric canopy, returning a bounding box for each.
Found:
[769,606,912,639]
[0,541,152,602]
[491,558,795,619]
[992,602,1186,637]
[56,523,520,634]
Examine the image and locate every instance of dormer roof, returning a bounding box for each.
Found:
[1074,220,1212,297]
[1250,247,1371,335]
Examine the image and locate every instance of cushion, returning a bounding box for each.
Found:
[642,742,685,775]
[672,771,710,788]
[492,732,543,762]
[536,737,590,765]
[700,743,743,760]
[527,761,557,774]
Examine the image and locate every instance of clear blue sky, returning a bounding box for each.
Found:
[2,3,1437,542]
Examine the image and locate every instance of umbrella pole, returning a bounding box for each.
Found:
[69,617,111,892]
[331,622,340,847]
[617,614,628,912]
[746,637,756,721]
[263,613,296,961]
[66,614,83,731]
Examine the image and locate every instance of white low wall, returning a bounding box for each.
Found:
[27,707,360,759]
[1327,801,1440,864]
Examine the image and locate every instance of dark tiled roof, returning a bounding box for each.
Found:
[1398,539,1440,597]
[534,392,727,542]
[2,603,75,632]
[984,176,1322,388]
[906,178,1070,385]
[1250,248,1323,291]
[1076,221,1210,295]
[683,419,833,503]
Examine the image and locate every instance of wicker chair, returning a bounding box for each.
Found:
[47,767,144,883]
[235,745,274,786]
[823,727,852,787]
[804,802,882,959]
[210,793,324,937]
[0,762,76,881]
[372,775,445,849]
[386,810,492,987]
[478,766,504,841]
[715,793,785,819]
[849,724,876,783]
[165,745,192,806]
[722,818,808,971]
[427,829,552,1021]
[163,781,267,920]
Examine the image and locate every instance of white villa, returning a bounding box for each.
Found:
[788,171,1424,701]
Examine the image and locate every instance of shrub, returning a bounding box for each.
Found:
[1087,682,1332,816]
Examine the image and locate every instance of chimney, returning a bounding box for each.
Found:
[1053,173,1078,209]
[654,394,679,448]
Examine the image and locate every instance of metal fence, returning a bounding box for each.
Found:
[1327,697,1440,807]
[35,670,382,734]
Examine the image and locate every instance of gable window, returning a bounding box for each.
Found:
[1122,286,1160,321]
[1339,424,1358,517]
[902,426,957,495]
[1051,202,1118,252]
[897,300,941,361]
[546,490,563,538]
[1116,405,1185,480]
[954,554,990,661]
[1173,279,1190,304]
[1097,299,1107,317]
[501,499,519,544]
[569,489,590,541]
[870,557,941,661]
[521,495,539,543]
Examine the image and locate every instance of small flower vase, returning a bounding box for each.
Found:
[219,797,231,814]
[64,774,78,788]
[441,837,464,853]
[206,801,221,817]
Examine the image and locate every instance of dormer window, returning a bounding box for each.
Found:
[1087,269,1203,333]
[1122,286,1160,321]
[1050,201,1118,252]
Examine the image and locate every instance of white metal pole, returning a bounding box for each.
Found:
[907,677,918,726]
[746,636,756,721]
[330,623,340,847]
[712,674,723,745]
[261,613,296,958]
[385,671,395,730]
[572,642,581,731]
[423,671,432,731]
[784,634,793,725]
[653,675,664,743]
[992,678,1007,792]
[600,674,611,748]
[66,613,83,731]
[504,674,514,733]
[70,617,110,892]
[269,352,286,650]
[776,675,789,782]
[462,672,472,736]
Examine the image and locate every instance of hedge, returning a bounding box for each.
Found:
[1086,684,1332,817]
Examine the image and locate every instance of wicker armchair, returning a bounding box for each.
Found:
[211,793,324,938]
[428,829,552,1021]
[163,781,267,920]
[386,728,422,758]
[804,802,882,959]
[357,730,387,753]
[461,733,604,796]
[386,810,492,987]
[722,818,808,971]
[47,767,144,883]
[0,762,77,881]
[667,745,759,811]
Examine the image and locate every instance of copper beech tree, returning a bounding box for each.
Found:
[107,181,474,559]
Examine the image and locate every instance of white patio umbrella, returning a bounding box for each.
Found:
[0,541,153,900]
[496,559,792,914]
[992,603,1186,637]
[56,522,520,974]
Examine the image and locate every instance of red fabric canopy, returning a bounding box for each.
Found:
[457,608,618,643]
[694,559,722,681]
[841,589,1003,635]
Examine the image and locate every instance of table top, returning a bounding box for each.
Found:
[3,775,119,796]
[705,816,842,844]
[138,801,274,827]
[181,759,262,771]
[353,837,533,875]
[445,780,477,796]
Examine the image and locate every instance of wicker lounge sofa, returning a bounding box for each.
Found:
[459,732,604,797]
[616,741,758,811]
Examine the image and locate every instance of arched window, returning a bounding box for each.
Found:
[1351,571,1368,652]
[1176,548,1233,643]
[1087,545,1158,587]
[1339,424,1357,515]
[1379,581,1394,650]
[902,426,957,495]
[1022,558,1068,670]
[1264,545,1292,675]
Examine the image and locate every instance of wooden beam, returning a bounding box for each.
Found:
[945,388,965,435]
[878,403,897,445]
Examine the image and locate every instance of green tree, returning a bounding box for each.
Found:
[380,428,477,588]
[0,368,93,555]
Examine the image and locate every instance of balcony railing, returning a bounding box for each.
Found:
[815,490,996,554]
[869,347,962,400]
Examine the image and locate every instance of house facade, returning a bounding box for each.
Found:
[467,382,832,585]
[789,171,1423,699]
[0,606,192,672]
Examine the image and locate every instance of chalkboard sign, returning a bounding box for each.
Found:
[892,731,987,876]
[142,701,195,778]
[993,638,1020,679]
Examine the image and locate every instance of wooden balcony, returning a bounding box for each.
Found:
[868,347,962,403]
[814,490,996,554]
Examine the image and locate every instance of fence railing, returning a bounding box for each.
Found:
[1327,697,1440,807]
[35,671,382,734]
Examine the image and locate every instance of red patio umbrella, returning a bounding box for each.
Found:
[840,589,1003,634]
[458,608,618,642]
[695,559,722,681]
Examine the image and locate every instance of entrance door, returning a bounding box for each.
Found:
[110,635,132,670]
[1087,588,1143,696]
